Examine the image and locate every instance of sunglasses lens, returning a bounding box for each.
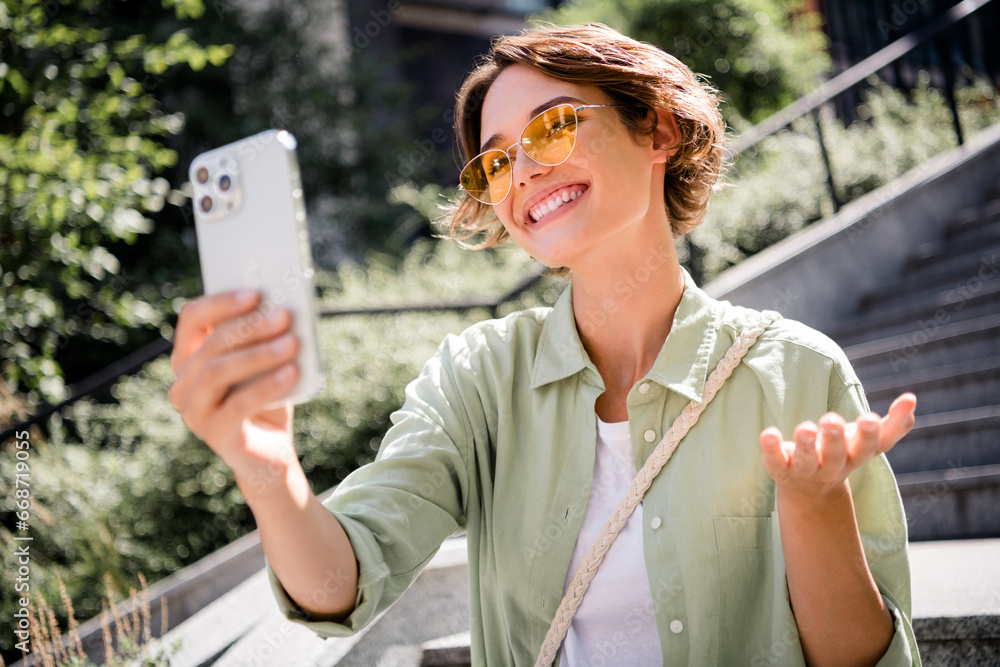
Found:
[460,150,512,204]
[522,104,577,165]
[459,104,581,205]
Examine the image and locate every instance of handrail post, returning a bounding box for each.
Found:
[684,237,703,286]
[811,109,842,213]
[934,35,965,146]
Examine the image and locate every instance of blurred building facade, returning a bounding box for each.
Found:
[344,0,558,183]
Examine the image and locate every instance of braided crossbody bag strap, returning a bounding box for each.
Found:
[534,311,781,667]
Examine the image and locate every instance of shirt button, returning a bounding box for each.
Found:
[650,516,662,530]
[638,382,650,394]
[670,620,684,634]
[644,429,656,443]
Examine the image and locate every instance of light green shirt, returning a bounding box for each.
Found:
[267,268,919,666]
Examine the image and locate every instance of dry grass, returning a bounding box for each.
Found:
[15,573,174,667]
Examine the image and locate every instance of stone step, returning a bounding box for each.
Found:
[336,538,470,666]
[829,278,1000,347]
[885,405,1000,474]
[862,355,1000,415]
[844,313,1000,378]
[898,464,1000,541]
[944,196,1000,243]
[987,180,1000,201]
[909,538,1000,665]
[902,241,1000,282]
[422,632,473,667]
[858,246,1000,310]
[856,262,1000,322]
[902,239,1000,288]
[908,225,1000,274]
[196,536,471,667]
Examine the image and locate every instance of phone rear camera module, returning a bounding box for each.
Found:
[196,167,210,184]
[217,173,233,193]
[200,195,214,213]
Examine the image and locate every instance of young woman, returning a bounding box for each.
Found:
[169,23,919,666]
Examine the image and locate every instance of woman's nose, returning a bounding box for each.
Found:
[511,145,548,190]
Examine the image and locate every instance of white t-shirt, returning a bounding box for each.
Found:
[560,418,663,666]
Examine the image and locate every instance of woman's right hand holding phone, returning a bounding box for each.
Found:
[168,289,300,486]
[169,290,361,618]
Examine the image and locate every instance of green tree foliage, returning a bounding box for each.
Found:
[0,0,232,405]
[532,0,830,124]
[1,0,439,410]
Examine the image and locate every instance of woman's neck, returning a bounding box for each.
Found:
[570,239,685,421]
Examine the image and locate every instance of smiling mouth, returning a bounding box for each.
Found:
[529,185,588,223]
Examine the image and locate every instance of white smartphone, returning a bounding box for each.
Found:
[189,129,325,407]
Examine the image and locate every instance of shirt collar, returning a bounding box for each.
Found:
[530,267,722,403]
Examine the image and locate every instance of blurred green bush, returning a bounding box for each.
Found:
[0,0,232,406]
[693,78,1000,279]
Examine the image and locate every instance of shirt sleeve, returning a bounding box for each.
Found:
[265,333,474,637]
[835,383,921,666]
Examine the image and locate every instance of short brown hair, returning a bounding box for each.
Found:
[441,22,726,249]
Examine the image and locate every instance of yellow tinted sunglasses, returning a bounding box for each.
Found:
[459,103,628,206]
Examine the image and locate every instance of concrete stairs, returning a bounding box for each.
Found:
[827,184,1000,541]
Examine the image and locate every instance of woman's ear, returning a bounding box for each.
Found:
[651,108,682,159]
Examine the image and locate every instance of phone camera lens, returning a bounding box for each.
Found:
[200,195,214,212]
[217,173,232,193]
[196,167,209,184]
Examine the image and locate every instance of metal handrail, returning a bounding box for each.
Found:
[318,270,545,317]
[727,0,995,157]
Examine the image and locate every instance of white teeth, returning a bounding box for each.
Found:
[530,188,585,223]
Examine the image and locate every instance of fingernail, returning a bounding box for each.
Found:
[275,365,294,383]
[236,289,257,304]
[862,422,878,434]
[271,336,293,354]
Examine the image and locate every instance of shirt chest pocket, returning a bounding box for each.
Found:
[714,516,805,667]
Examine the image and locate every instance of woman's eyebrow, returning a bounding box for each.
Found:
[478,95,586,153]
